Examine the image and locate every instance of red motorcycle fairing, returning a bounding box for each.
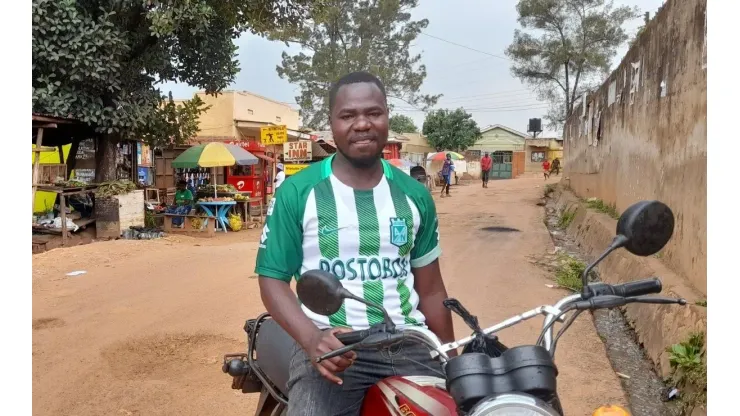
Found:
[361,375,458,415]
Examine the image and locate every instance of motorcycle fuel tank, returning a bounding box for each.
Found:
[361,375,458,415]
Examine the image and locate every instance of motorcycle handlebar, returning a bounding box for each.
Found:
[336,330,370,345]
[613,277,662,297]
[586,278,662,298]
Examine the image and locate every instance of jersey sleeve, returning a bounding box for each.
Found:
[410,191,442,268]
[254,184,303,281]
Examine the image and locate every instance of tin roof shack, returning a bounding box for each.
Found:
[32,114,100,251]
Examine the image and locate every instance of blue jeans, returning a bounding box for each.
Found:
[286,339,442,416]
[166,205,191,226]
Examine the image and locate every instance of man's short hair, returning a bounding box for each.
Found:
[329,71,387,113]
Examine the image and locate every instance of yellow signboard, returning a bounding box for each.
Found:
[285,164,309,176]
[260,125,288,145]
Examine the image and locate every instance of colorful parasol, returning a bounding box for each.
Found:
[427,151,465,161]
[172,142,259,197]
[386,158,415,168]
[172,142,259,168]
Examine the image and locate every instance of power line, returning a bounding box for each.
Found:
[394,103,549,113]
[395,106,549,114]
[419,31,510,61]
[440,89,533,100]
[439,91,539,105]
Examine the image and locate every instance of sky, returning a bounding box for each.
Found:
[163,0,666,137]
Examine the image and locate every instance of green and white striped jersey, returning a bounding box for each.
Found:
[255,155,441,330]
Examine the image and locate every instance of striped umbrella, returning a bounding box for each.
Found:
[172,142,259,197]
[172,142,259,168]
[386,158,415,168]
[427,151,465,161]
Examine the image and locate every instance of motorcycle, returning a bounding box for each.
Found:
[223,200,685,415]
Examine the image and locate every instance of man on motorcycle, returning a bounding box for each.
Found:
[255,71,456,416]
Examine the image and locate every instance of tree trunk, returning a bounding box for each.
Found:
[66,138,81,179]
[95,133,119,182]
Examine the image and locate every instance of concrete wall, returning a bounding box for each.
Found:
[563,0,706,294]
[194,92,236,137]
[233,91,300,130]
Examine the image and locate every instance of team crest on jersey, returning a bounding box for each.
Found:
[389,217,408,247]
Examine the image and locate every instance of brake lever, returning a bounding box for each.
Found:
[626,296,687,305]
[316,343,358,363]
[315,333,405,363]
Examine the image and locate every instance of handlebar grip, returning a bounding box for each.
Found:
[613,278,662,297]
[336,330,368,345]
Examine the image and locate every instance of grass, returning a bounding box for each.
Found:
[695,299,707,307]
[667,332,707,414]
[555,253,586,292]
[543,184,555,197]
[585,198,620,219]
[557,206,577,229]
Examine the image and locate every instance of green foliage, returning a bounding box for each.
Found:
[585,198,619,219]
[505,0,640,129]
[557,206,576,228]
[667,333,707,413]
[555,253,585,292]
[695,299,707,307]
[543,183,555,197]
[272,0,440,129]
[422,108,482,152]
[32,0,315,145]
[389,114,418,133]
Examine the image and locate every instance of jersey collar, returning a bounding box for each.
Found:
[321,154,394,180]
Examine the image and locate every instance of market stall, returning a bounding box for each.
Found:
[171,142,258,232]
[33,181,98,246]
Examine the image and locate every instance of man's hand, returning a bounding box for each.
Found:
[303,327,357,385]
[258,278,358,385]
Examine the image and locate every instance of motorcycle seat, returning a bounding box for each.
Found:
[255,318,294,397]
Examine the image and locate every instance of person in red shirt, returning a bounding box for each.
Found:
[542,158,551,180]
[480,152,492,188]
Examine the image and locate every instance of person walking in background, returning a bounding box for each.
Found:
[274,163,286,189]
[551,157,561,176]
[542,158,551,180]
[440,153,453,197]
[480,152,492,188]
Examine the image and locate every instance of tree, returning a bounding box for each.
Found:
[505,0,640,129]
[32,0,315,181]
[389,114,418,133]
[422,109,481,152]
[272,0,440,130]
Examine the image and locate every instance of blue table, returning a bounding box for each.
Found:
[196,201,237,233]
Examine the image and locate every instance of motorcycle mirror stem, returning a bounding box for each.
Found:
[581,235,629,299]
[343,291,396,331]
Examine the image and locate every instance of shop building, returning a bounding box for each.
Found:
[154,91,310,211]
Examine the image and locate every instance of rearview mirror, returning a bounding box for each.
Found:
[296,270,348,316]
[616,200,674,257]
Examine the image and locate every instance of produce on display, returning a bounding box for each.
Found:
[190,215,206,230]
[198,184,237,193]
[197,197,235,202]
[234,193,248,201]
[54,179,88,188]
[96,180,138,197]
[228,213,243,231]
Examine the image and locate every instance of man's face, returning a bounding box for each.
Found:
[330,82,389,167]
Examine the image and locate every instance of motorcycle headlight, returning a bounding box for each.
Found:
[469,394,560,416]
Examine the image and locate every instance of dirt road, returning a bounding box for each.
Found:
[32,175,626,415]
